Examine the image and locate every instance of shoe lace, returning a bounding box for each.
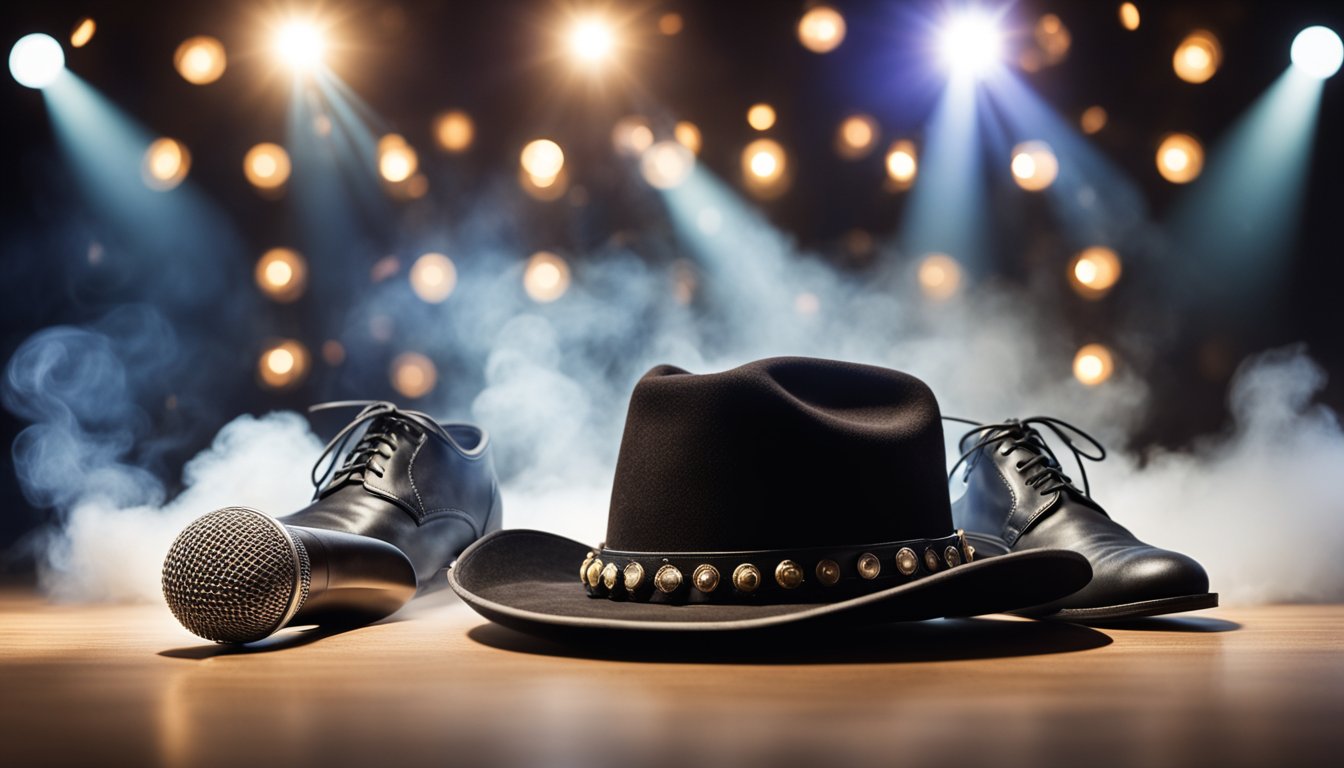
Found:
[308,400,453,498]
[944,415,1107,497]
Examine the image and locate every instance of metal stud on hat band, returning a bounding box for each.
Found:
[584,532,965,604]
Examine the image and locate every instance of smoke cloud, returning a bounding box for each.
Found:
[5,166,1341,606]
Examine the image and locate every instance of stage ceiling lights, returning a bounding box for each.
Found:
[274,19,326,73]
[797,5,846,54]
[567,16,615,66]
[937,10,1003,80]
[9,33,64,89]
[1291,26,1343,80]
[175,36,227,85]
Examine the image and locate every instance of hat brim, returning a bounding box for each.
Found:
[449,529,1091,639]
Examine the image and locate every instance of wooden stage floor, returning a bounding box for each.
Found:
[1,588,1341,767]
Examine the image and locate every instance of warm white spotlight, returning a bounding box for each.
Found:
[244,143,292,190]
[521,139,565,181]
[409,252,457,303]
[569,17,615,64]
[142,138,191,191]
[747,103,777,132]
[390,352,438,399]
[255,248,308,303]
[1073,344,1115,386]
[1291,26,1343,80]
[918,253,963,301]
[175,36,227,85]
[640,141,695,190]
[938,11,1003,78]
[1156,133,1203,184]
[70,18,96,49]
[524,251,572,303]
[259,340,310,390]
[885,140,918,187]
[797,6,846,54]
[377,134,418,183]
[1068,246,1122,299]
[9,33,65,89]
[1010,141,1059,192]
[434,110,474,153]
[275,20,326,72]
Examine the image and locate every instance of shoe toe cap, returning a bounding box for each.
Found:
[1086,547,1210,605]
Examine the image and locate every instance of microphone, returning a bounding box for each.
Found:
[162,507,418,644]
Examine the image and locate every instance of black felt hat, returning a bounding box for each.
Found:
[450,357,1090,638]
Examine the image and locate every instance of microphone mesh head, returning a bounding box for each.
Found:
[162,507,311,644]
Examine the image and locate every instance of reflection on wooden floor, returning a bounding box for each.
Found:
[1,588,1340,767]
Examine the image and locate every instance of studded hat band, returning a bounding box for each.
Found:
[579,531,976,605]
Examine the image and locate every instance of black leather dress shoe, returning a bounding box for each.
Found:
[948,416,1216,621]
[162,401,502,642]
[294,400,503,584]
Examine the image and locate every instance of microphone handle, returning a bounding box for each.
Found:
[285,526,419,628]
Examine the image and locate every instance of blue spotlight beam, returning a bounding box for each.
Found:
[900,75,989,270]
[41,73,248,308]
[986,73,1152,250]
[284,71,396,261]
[1167,68,1324,314]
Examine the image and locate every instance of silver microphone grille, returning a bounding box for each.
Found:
[161,507,311,644]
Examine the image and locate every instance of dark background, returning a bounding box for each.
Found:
[2,0,1342,567]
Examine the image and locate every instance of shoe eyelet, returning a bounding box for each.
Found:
[1014,461,1025,470]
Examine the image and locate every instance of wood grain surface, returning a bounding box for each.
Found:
[1,588,1341,768]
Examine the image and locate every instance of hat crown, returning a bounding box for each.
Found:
[606,357,953,552]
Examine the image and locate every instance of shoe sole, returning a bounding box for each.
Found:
[1016,592,1220,622]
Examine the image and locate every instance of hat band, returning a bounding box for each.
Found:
[579,531,976,605]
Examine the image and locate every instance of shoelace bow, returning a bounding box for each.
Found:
[944,415,1107,497]
[308,400,453,498]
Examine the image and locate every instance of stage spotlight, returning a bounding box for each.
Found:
[1291,26,1343,80]
[259,340,310,390]
[274,20,326,73]
[741,138,788,197]
[1080,106,1108,135]
[612,116,654,156]
[747,103,777,132]
[917,253,962,301]
[1068,247,1122,300]
[1174,30,1221,84]
[378,134,418,183]
[568,17,614,65]
[244,142,291,190]
[409,252,457,303]
[1156,133,1203,184]
[434,110,474,153]
[797,5,846,54]
[641,141,695,190]
[174,36,227,85]
[524,251,571,303]
[254,248,308,303]
[9,33,65,89]
[521,139,565,182]
[836,114,878,160]
[1118,3,1140,32]
[937,10,1003,79]
[885,140,918,186]
[658,13,684,37]
[142,138,191,191]
[70,18,96,48]
[390,353,437,399]
[1010,141,1058,192]
[675,121,702,155]
[1073,344,1115,386]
